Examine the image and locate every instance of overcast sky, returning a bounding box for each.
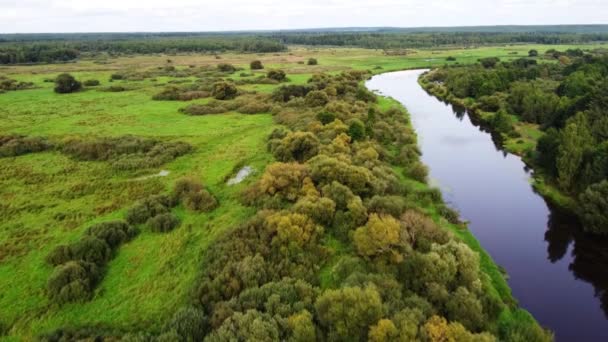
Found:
[0,0,606,33]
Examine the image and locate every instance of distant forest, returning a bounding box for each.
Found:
[2,25,608,64]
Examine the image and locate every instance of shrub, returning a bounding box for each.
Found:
[307,58,318,65]
[446,56,457,61]
[85,220,138,248]
[54,73,81,94]
[47,261,100,304]
[407,162,428,183]
[125,195,174,225]
[0,135,51,158]
[348,119,366,142]
[267,69,286,82]
[45,245,73,266]
[164,307,209,340]
[305,90,329,107]
[270,131,320,162]
[103,85,126,92]
[528,49,539,57]
[68,236,111,266]
[316,111,336,125]
[217,63,236,73]
[110,73,124,80]
[250,60,264,70]
[173,177,218,212]
[212,81,238,100]
[148,213,181,233]
[237,100,272,114]
[272,85,312,102]
[83,79,100,87]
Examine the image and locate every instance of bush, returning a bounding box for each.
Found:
[173,177,218,212]
[125,195,174,225]
[348,119,366,142]
[148,213,181,233]
[83,79,100,87]
[54,73,81,94]
[103,85,126,92]
[110,73,124,80]
[528,49,539,57]
[305,90,329,107]
[250,60,264,70]
[86,220,138,248]
[212,81,238,100]
[68,236,111,266]
[272,85,312,102]
[446,56,457,61]
[217,63,236,73]
[307,58,318,65]
[267,69,286,82]
[47,261,100,304]
[0,135,51,158]
[407,162,428,183]
[164,307,209,340]
[316,111,336,125]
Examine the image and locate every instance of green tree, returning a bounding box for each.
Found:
[556,113,593,190]
[528,49,539,57]
[54,73,81,94]
[579,181,608,235]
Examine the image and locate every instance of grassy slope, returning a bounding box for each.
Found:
[2,44,600,338]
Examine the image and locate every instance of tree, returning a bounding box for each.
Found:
[250,60,264,70]
[528,49,539,57]
[579,181,608,235]
[307,58,318,65]
[54,73,81,94]
[556,114,593,190]
[368,319,398,342]
[315,286,384,341]
[206,310,279,342]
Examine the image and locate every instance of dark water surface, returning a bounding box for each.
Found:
[367,70,608,341]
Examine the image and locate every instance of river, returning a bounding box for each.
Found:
[366,70,608,341]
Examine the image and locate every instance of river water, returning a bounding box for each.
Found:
[367,70,608,341]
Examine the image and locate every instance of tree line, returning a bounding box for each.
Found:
[0,37,286,64]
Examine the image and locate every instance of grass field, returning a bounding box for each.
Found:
[0,43,602,339]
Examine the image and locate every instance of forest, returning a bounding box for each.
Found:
[421,48,608,235]
[2,28,608,64]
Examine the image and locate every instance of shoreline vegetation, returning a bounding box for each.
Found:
[2,41,601,340]
[418,73,578,213]
[418,47,608,234]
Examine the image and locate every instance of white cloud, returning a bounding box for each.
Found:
[0,0,606,33]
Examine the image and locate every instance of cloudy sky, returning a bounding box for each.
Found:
[0,0,606,33]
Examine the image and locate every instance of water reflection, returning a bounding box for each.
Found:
[545,206,608,319]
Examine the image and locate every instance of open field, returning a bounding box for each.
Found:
[1,43,599,339]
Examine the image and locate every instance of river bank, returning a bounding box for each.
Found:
[417,70,578,214]
[368,69,608,341]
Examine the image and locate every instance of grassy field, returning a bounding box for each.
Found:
[0,43,602,339]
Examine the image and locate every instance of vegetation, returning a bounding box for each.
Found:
[421,48,608,234]
[0,44,563,340]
